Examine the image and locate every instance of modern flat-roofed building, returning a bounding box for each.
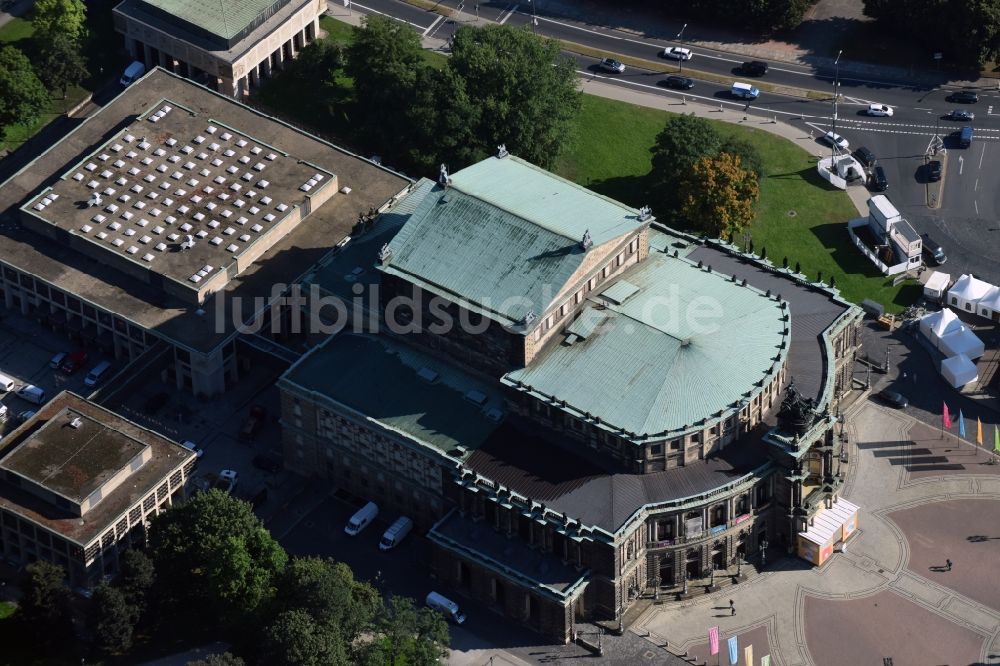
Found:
[279,153,864,641]
[0,392,195,587]
[113,0,325,97]
[0,69,410,396]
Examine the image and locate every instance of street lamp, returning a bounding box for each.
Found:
[760,539,769,566]
[831,49,842,163]
[676,23,687,40]
[527,0,537,33]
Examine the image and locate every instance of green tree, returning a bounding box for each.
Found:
[17,561,72,641]
[37,31,89,98]
[648,113,722,222]
[720,136,764,182]
[89,582,137,655]
[290,39,344,83]
[361,596,450,666]
[686,0,814,31]
[274,557,380,642]
[148,489,288,625]
[187,653,247,666]
[403,65,484,173]
[33,0,87,41]
[0,46,49,137]
[260,609,348,666]
[448,24,580,168]
[345,15,426,157]
[863,0,1000,66]
[118,548,155,613]
[680,152,760,241]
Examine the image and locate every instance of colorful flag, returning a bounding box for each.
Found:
[995,425,1000,453]
[959,410,966,438]
[761,657,771,666]
[978,418,983,445]
[709,627,720,656]
[745,644,754,665]
[943,402,952,429]
[728,636,739,665]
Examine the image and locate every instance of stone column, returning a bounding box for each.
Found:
[142,42,153,67]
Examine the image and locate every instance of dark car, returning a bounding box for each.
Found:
[927,160,942,181]
[920,232,947,265]
[947,90,979,103]
[662,75,695,90]
[60,350,88,374]
[239,404,268,441]
[868,165,888,192]
[877,389,909,409]
[853,146,877,168]
[947,109,975,121]
[740,60,768,76]
[252,453,283,474]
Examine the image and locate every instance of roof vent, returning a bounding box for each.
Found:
[417,367,439,383]
[69,417,83,429]
[484,407,504,422]
[464,390,488,406]
[497,143,509,159]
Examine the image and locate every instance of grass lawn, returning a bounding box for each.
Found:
[554,95,917,312]
[0,601,14,620]
[0,15,34,45]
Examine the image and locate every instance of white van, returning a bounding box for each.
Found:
[425,591,466,625]
[0,373,15,392]
[379,516,413,551]
[120,61,146,87]
[731,81,760,100]
[84,361,112,387]
[16,385,46,405]
[344,501,378,536]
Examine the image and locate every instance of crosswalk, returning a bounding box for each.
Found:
[808,118,1000,141]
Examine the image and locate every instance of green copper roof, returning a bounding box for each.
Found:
[281,334,503,458]
[503,252,790,440]
[378,157,648,328]
[139,0,281,40]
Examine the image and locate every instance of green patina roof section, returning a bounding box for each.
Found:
[140,0,276,40]
[284,334,503,457]
[379,158,645,327]
[504,253,789,439]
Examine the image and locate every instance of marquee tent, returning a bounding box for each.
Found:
[941,353,978,388]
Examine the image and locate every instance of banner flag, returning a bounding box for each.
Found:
[959,410,966,438]
[761,656,771,666]
[978,418,984,445]
[709,627,720,656]
[943,402,952,429]
[994,425,1000,453]
[745,644,753,666]
[728,636,738,665]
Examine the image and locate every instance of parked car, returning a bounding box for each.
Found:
[739,60,768,76]
[180,440,204,459]
[252,453,283,473]
[958,126,973,148]
[214,469,239,494]
[49,351,68,369]
[947,90,979,103]
[927,160,942,182]
[868,165,888,192]
[877,389,909,409]
[598,57,625,74]
[239,404,267,441]
[853,146,877,168]
[866,103,894,117]
[947,109,974,121]
[662,75,695,90]
[822,131,849,150]
[920,233,947,265]
[17,410,36,423]
[661,47,692,61]
[60,350,88,374]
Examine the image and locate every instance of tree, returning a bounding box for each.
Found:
[260,609,348,666]
[17,561,72,641]
[33,0,87,41]
[403,65,484,173]
[345,16,426,156]
[89,582,137,654]
[148,490,288,626]
[118,548,155,613]
[275,557,380,642]
[685,0,814,31]
[448,24,580,168]
[360,596,450,666]
[37,31,89,98]
[290,40,344,83]
[187,653,247,666]
[648,114,722,222]
[680,152,760,241]
[720,136,764,181]
[0,46,49,137]
[863,0,1000,67]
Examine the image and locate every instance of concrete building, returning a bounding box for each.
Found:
[0,392,195,587]
[278,154,864,642]
[113,0,325,97]
[0,69,410,397]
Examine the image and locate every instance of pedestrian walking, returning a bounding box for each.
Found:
[729,599,735,615]
[946,558,952,571]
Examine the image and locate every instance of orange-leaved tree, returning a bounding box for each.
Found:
[680,152,759,241]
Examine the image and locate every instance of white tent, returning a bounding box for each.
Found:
[948,274,995,313]
[919,308,961,340]
[941,354,978,388]
[923,271,951,300]
[939,326,985,359]
[977,287,1000,321]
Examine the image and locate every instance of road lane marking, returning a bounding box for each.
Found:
[976,178,979,191]
[976,200,980,215]
[980,143,987,169]
[498,4,518,24]
[959,155,964,175]
[915,107,933,111]
[422,15,443,36]
[350,2,428,28]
